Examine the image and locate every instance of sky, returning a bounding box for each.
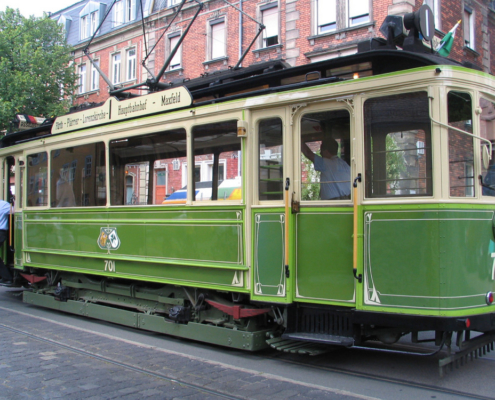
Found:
[2,0,78,18]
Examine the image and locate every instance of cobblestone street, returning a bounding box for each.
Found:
[0,305,361,400]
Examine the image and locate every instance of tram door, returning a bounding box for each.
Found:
[2,156,17,270]
[251,109,290,302]
[294,106,356,305]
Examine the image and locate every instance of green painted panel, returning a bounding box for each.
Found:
[24,209,243,266]
[438,211,495,310]
[253,213,285,297]
[363,209,495,312]
[25,252,244,288]
[364,210,440,309]
[296,212,354,302]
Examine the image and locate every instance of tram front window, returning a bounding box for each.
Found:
[192,120,241,202]
[480,97,495,197]
[110,128,187,205]
[300,110,351,201]
[364,92,432,198]
[448,91,475,197]
[26,152,48,207]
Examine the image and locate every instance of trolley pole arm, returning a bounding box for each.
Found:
[353,174,362,283]
[153,0,204,86]
[284,178,290,279]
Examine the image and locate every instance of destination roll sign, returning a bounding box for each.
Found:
[53,86,192,134]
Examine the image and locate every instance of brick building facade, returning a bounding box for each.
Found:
[52,0,495,107]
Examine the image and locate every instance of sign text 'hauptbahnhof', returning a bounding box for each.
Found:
[52,87,192,134]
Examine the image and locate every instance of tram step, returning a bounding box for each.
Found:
[282,332,354,347]
[266,337,330,355]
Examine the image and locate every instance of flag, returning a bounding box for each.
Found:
[436,20,461,57]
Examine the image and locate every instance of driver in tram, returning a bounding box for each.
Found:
[301,138,351,200]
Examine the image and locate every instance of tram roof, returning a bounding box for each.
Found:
[0,48,481,149]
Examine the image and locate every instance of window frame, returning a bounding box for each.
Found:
[313,0,372,36]
[126,48,137,81]
[424,0,441,31]
[446,90,475,199]
[363,91,434,199]
[112,52,122,85]
[91,60,99,91]
[348,0,370,27]
[90,11,99,36]
[208,18,226,61]
[260,3,279,48]
[80,14,89,40]
[114,0,124,27]
[464,7,475,50]
[26,151,48,208]
[168,32,182,71]
[78,64,87,94]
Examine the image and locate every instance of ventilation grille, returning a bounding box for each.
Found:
[296,308,353,337]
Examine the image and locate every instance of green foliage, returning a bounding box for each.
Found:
[0,8,77,131]
[386,134,406,190]
[301,153,320,201]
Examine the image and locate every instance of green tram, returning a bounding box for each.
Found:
[2,45,495,373]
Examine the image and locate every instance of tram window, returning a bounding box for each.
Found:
[301,110,351,201]
[448,91,474,197]
[259,118,283,201]
[50,143,106,207]
[480,97,495,197]
[26,152,48,207]
[110,128,187,205]
[4,157,15,205]
[364,92,432,198]
[192,120,241,202]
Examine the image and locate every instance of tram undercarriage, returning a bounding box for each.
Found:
[19,271,495,376]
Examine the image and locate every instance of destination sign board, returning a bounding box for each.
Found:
[52,86,192,134]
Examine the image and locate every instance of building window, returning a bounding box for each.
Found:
[113,53,121,84]
[91,60,99,91]
[114,0,124,27]
[261,4,279,47]
[464,7,475,50]
[168,34,182,70]
[85,155,93,178]
[78,64,86,94]
[424,0,441,30]
[209,19,226,60]
[169,0,181,6]
[90,11,99,36]
[316,0,336,34]
[314,0,370,35]
[80,14,89,39]
[348,0,370,26]
[126,0,136,22]
[127,48,136,81]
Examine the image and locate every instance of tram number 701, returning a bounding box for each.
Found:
[104,260,116,272]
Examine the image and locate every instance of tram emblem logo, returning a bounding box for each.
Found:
[98,227,121,251]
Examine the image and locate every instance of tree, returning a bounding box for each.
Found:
[0,8,77,131]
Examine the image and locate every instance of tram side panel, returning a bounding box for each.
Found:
[22,208,246,290]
